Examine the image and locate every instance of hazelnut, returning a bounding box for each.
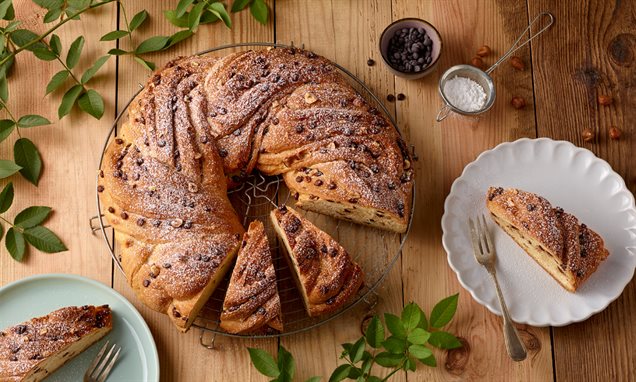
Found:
[582,128,595,142]
[609,127,622,140]
[471,56,485,70]
[511,96,526,109]
[476,45,492,57]
[170,218,184,228]
[598,94,613,106]
[304,92,317,104]
[510,56,525,71]
[188,182,198,193]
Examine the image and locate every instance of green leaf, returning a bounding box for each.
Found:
[135,35,169,54]
[68,0,89,9]
[350,337,365,363]
[231,0,251,12]
[65,35,84,69]
[107,48,128,56]
[23,225,67,253]
[14,206,51,228]
[408,344,432,360]
[328,364,351,382]
[32,47,57,61]
[43,7,62,23]
[175,0,194,17]
[361,354,373,374]
[58,84,83,118]
[0,181,13,213]
[11,29,46,51]
[407,328,431,345]
[45,70,69,95]
[418,310,429,331]
[77,89,104,119]
[49,34,62,55]
[0,0,13,20]
[0,119,14,143]
[348,368,362,379]
[14,138,42,185]
[340,342,352,357]
[100,30,129,41]
[2,2,13,20]
[133,56,155,71]
[33,0,63,10]
[250,0,268,24]
[420,354,437,367]
[0,75,7,102]
[17,115,51,128]
[384,313,406,338]
[4,20,20,33]
[405,356,416,371]
[277,345,295,382]
[247,348,280,378]
[305,378,321,382]
[374,352,403,367]
[382,336,407,354]
[207,2,231,28]
[365,316,384,349]
[0,34,5,52]
[80,55,109,84]
[0,160,21,179]
[165,30,193,50]
[200,9,220,24]
[5,228,25,261]
[402,303,422,332]
[430,294,459,328]
[367,377,383,382]
[128,10,148,31]
[187,1,205,32]
[163,10,190,28]
[0,222,3,241]
[428,331,462,349]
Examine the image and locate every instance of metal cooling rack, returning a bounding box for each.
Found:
[90,42,415,345]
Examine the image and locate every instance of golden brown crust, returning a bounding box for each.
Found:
[270,206,364,317]
[220,221,283,334]
[99,48,412,331]
[486,187,609,291]
[0,306,112,381]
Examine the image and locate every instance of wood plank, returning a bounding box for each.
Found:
[0,1,116,286]
[275,0,406,380]
[393,1,553,380]
[111,1,275,381]
[528,0,636,380]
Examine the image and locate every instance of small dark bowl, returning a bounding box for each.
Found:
[379,18,442,79]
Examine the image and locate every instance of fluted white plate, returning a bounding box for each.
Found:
[442,138,636,326]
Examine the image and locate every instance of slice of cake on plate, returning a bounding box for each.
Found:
[220,221,283,334]
[486,186,609,292]
[0,305,112,381]
[270,205,364,316]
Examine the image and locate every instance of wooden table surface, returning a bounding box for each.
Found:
[1,0,635,381]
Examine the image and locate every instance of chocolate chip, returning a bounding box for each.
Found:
[388,182,396,190]
[15,325,27,335]
[286,215,301,233]
[97,185,104,192]
[9,355,17,361]
[163,263,172,269]
[349,160,357,170]
[120,212,129,220]
[153,220,161,227]
[158,140,166,147]
[348,198,358,203]
[202,255,211,262]
[397,93,406,101]
[272,117,279,125]
[367,58,375,66]
[218,149,228,158]
[327,182,337,190]
[315,179,323,186]
[291,73,299,82]
[107,207,115,213]
[218,107,227,115]
[386,94,396,102]
[321,245,328,254]
[137,218,145,226]
[209,111,217,118]
[295,175,304,183]
[278,205,288,214]
[172,308,181,318]
[295,124,304,133]
[183,221,192,229]
[527,204,536,211]
[115,138,123,145]
[233,128,241,136]
[257,307,266,315]
[326,297,336,305]
[330,248,338,258]
[113,170,122,178]
[370,164,379,173]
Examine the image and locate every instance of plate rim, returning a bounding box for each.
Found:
[441,137,636,326]
[0,273,160,381]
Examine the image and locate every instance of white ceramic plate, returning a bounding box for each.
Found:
[0,274,159,381]
[442,138,636,326]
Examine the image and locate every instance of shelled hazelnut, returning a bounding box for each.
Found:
[511,96,526,109]
[471,56,484,70]
[510,56,525,71]
[609,127,622,140]
[582,128,595,142]
[598,94,613,106]
[476,45,492,57]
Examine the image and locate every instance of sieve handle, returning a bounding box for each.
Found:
[485,12,554,75]
[436,104,452,122]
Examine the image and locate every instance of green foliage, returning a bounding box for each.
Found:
[249,298,462,381]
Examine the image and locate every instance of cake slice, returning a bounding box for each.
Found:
[270,205,364,316]
[220,221,283,334]
[486,187,609,292]
[0,305,112,382]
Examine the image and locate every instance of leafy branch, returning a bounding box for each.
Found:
[0,182,67,261]
[248,295,462,382]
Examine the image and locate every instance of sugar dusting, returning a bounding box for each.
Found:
[443,75,487,112]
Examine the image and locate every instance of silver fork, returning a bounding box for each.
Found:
[469,214,527,361]
[83,341,121,382]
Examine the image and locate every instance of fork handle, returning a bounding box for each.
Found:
[489,270,528,361]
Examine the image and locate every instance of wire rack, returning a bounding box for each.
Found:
[90,42,415,344]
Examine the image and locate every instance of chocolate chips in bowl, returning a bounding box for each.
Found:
[379,18,442,79]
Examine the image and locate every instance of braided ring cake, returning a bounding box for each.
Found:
[98,47,413,332]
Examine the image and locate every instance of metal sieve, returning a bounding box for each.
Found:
[436,11,554,122]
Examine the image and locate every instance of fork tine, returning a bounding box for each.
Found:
[86,341,109,376]
[96,346,121,382]
[481,214,494,253]
[468,218,482,255]
[92,344,117,379]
